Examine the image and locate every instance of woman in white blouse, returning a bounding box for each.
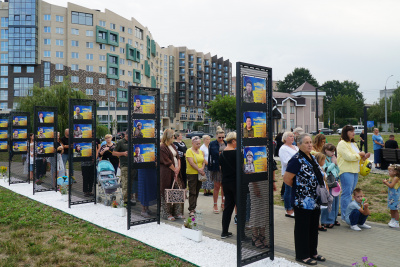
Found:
[279,131,299,217]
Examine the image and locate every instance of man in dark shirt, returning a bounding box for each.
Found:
[359,130,365,151]
[385,135,399,149]
[243,117,254,138]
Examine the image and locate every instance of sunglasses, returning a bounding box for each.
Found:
[218,137,224,139]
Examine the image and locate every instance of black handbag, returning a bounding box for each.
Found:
[325,168,338,189]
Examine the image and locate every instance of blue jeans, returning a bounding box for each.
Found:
[340,172,358,221]
[62,153,69,171]
[349,209,368,226]
[321,193,339,224]
[284,184,293,210]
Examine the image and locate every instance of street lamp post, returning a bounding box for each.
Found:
[385,75,394,132]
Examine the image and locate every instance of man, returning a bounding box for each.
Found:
[243,117,254,138]
[38,143,45,154]
[133,146,144,163]
[38,128,45,138]
[133,98,143,113]
[243,80,254,103]
[38,112,44,123]
[13,117,19,126]
[244,150,255,173]
[74,107,84,120]
[13,130,19,139]
[74,126,82,138]
[13,142,19,152]
[359,130,365,151]
[133,122,143,138]
[113,132,136,205]
[61,129,70,170]
[385,135,399,149]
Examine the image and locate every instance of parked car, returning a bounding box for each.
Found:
[337,128,342,134]
[185,131,214,138]
[311,128,334,135]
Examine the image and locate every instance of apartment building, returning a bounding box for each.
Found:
[0,0,232,132]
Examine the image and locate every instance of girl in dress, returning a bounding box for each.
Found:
[383,164,400,228]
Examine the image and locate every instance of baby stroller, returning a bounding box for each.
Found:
[97,160,123,206]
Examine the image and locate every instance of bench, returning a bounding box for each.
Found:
[381,148,400,170]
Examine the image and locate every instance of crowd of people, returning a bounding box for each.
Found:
[278,126,400,265]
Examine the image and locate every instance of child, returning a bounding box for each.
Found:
[314,152,328,231]
[345,188,372,231]
[383,164,400,228]
[321,144,340,228]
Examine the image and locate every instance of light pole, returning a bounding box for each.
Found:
[385,75,393,131]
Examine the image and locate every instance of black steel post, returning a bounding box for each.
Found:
[235,62,242,267]
[363,106,368,153]
[316,85,318,133]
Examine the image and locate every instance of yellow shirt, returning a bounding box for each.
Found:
[186,148,204,174]
[389,176,400,190]
[337,140,361,175]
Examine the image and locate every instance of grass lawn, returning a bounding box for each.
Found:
[0,187,194,267]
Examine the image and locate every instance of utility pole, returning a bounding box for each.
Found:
[385,75,393,131]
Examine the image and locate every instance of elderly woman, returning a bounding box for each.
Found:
[186,136,206,217]
[173,132,188,187]
[293,127,304,145]
[279,131,299,218]
[337,125,370,222]
[98,134,119,174]
[200,135,213,196]
[160,129,184,221]
[208,126,227,213]
[372,128,384,169]
[283,134,326,265]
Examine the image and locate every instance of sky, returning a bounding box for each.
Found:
[45,0,400,104]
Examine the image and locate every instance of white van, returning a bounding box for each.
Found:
[352,125,364,134]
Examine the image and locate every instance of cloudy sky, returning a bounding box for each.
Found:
[46,0,400,104]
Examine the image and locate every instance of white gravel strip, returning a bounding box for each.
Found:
[0,180,301,267]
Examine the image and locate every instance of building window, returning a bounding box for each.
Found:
[71,29,79,35]
[120,37,125,43]
[55,64,63,70]
[99,55,106,61]
[56,39,63,46]
[99,78,105,84]
[56,51,64,58]
[0,78,7,88]
[27,66,34,73]
[119,80,125,87]
[86,77,93,84]
[44,51,51,57]
[0,90,8,101]
[86,54,93,60]
[71,52,79,59]
[99,89,106,96]
[86,42,93,49]
[110,23,116,30]
[13,78,34,96]
[120,47,125,54]
[86,65,93,72]
[110,46,115,52]
[1,17,8,27]
[135,27,143,40]
[71,11,93,26]
[43,39,50,45]
[120,70,125,76]
[290,106,295,114]
[99,44,105,50]
[44,26,51,33]
[290,119,295,129]
[71,76,79,83]
[109,91,115,97]
[44,15,51,21]
[282,106,287,114]
[110,79,116,85]
[71,40,79,47]
[86,30,93,37]
[71,64,79,71]
[99,66,106,73]
[282,119,287,130]
[56,15,64,22]
[99,20,106,27]
[120,26,125,32]
[99,101,106,107]
[85,89,93,95]
[56,27,64,34]
[55,76,63,82]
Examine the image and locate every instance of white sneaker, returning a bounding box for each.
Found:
[358,223,372,229]
[388,220,395,227]
[350,225,361,231]
[389,221,399,228]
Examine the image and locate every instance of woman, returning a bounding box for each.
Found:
[372,128,384,169]
[283,133,326,265]
[160,129,184,220]
[50,132,64,183]
[312,134,326,154]
[219,132,238,238]
[275,132,283,157]
[173,132,187,188]
[200,135,213,196]
[337,125,370,222]
[208,126,227,213]
[98,134,119,174]
[24,133,34,181]
[279,131,298,218]
[186,136,205,217]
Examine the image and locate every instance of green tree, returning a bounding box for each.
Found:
[16,78,88,134]
[206,95,236,130]
[327,94,364,126]
[277,67,319,93]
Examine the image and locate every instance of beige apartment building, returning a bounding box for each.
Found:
[0,0,232,132]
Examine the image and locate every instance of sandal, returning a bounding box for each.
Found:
[296,258,317,266]
[189,211,195,217]
[318,226,327,232]
[174,214,185,219]
[213,203,219,214]
[323,224,334,229]
[259,235,269,248]
[251,234,265,249]
[334,220,341,226]
[312,255,326,262]
[167,215,175,221]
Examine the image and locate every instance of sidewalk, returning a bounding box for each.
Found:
[170,193,398,267]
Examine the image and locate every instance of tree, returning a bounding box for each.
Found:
[206,95,236,130]
[322,80,364,103]
[326,94,364,126]
[16,78,88,134]
[277,67,319,93]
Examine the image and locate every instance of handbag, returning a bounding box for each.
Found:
[326,172,338,189]
[191,148,207,182]
[165,180,186,203]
